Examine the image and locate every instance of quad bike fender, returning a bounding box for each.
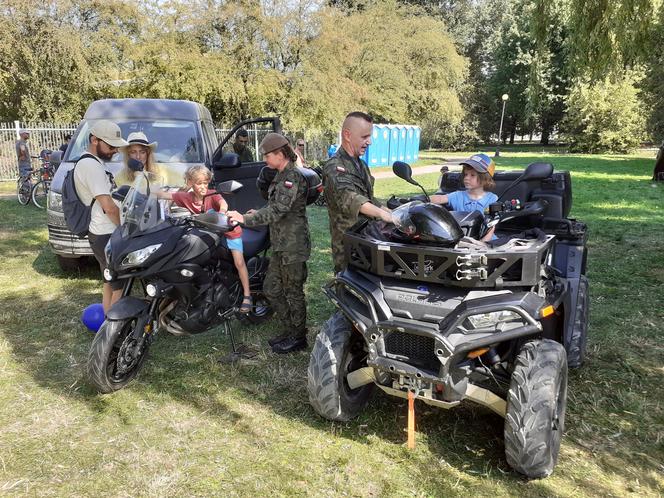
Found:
[106,296,150,321]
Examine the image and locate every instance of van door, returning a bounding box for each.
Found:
[211,117,282,212]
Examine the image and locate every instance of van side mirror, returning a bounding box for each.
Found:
[393,161,416,185]
[213,153,241,170]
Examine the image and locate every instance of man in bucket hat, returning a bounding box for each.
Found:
[74,120,129,311]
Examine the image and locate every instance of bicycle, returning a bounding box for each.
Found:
[31,158,55,209]
[16,168,37,205]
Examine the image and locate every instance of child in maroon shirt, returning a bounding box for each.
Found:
[161,165,252,312]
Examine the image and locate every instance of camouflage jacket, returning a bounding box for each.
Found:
[243,162,310,264]
[322,147,381,218]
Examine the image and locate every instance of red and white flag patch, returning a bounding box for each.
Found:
[336,166,346,173]
[284,180,293,188]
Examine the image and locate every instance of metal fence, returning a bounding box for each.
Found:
[0,121,77,180]
[1,121,336,181]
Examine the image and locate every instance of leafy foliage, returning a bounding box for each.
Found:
[562,74,647,153]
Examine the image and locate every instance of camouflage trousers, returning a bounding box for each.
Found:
[264,253,308,338]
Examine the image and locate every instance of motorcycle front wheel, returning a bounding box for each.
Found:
[87,318,151,393]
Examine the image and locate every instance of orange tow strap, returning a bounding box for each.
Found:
[407,390,415,449]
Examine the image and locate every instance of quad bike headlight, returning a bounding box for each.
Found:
[465,310,522,330]
[120,243,162,269]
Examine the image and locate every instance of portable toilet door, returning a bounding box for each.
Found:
[379,125,390,166]
[397,125,407,162]
[413,126,421,162]
[405,125,415,162]
[388,125,399,165]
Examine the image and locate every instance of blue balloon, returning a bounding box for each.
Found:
[82,303,105,332]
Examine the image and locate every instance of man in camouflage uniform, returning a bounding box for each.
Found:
[323,112,393,273]
[228,133,310,354]
[232,128,255,163]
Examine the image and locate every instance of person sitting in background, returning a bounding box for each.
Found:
[430,153,498,241]
[158,165,252,313]
[115,132,162,186]
[232,129,254,163]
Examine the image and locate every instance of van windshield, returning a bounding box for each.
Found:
[65,120,204,164]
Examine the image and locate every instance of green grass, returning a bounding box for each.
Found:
[1,153,663,496]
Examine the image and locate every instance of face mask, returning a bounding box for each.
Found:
[128,158,144,172]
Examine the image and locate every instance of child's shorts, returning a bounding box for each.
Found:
[226,237,243,253]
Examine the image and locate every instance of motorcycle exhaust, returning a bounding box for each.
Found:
[347,367,376,389]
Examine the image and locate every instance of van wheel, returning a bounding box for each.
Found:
[567,276,589,368]
[307,311,373,421]
[504,339,568,479]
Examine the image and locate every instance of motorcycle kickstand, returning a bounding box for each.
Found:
[217,318,259,364]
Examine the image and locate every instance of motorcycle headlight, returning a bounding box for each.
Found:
[48,190,63,211]
[465,310,522,330]
[120,243,162,269]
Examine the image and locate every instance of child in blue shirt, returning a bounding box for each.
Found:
[430,153,498,241]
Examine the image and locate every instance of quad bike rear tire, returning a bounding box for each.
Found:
[307,311,374,421]
[504,339,568,479]
[567,275,589,368]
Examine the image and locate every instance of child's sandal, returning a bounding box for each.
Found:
[239,296,252,314]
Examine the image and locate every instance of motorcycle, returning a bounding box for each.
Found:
[87,172,271,393]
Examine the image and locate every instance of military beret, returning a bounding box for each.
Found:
[258,133,289,155]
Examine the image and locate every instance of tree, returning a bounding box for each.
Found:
[562,73,646,153]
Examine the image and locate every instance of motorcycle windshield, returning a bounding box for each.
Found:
[120,173,165,238]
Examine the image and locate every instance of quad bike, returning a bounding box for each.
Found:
[307,160,589,479]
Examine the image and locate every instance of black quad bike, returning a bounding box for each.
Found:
[87,157,272,394]
[307,160,589,478]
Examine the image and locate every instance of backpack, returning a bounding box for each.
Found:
[62,154,112,238]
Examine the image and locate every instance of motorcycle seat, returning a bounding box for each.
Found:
[241,226,269,258]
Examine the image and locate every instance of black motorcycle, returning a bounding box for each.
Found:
[87,172,271,393]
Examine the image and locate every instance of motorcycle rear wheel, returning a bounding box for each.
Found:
[87,318,151,393]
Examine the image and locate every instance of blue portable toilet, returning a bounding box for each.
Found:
[405,126,415,162]
[362,126,380,166]
[378,125,390,166]
[396,125,407,162]
[413,126,421,162]
[388,125,399,164]
[362,124,390,167]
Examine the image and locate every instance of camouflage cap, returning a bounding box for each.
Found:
[258,133,289,155]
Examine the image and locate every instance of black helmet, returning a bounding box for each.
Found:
[393,201,463,246]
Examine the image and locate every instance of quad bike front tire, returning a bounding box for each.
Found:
[87,318,151,393]
[504,339,568,479]
[307,311,374,421]
[567,275,589,368]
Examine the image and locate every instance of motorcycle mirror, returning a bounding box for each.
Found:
[216,180,243,195]
[393,161,416,185]
[392,161,430,203]
[497,162,553,202]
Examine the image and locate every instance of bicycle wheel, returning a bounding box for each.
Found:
[31,180,50,209]
[17,176,31,205]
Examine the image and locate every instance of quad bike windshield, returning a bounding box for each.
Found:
[120,173,166,238]
[391,201,464,246]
